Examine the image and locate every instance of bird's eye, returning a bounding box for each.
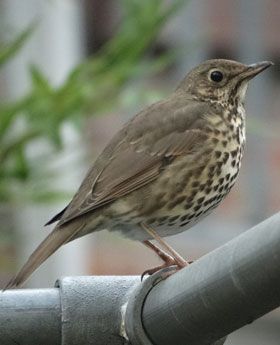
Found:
[210,70,224,82]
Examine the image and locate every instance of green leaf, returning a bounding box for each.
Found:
[0,22,37,67]
[0,129,40,165]
[0,98,29,140]
[29,65,52,93]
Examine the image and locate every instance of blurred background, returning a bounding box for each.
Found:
[0,0,279,344]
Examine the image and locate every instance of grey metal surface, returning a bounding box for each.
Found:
[142,212,280,345]
[125,268,171,345]
[0,288,61,345]
[57,275,139,345]
[126,267,227,345]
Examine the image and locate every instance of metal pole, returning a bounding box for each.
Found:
[140,212,280,345]
[0,276,140,345]
[57,276,139,345]
[1,212,280,344]
[0,288,61,345]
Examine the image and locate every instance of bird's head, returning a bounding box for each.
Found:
[177,59,273,106]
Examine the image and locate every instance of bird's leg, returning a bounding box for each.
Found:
[142,240,178,279]
[143,240,176,265]
[141,222,189,268]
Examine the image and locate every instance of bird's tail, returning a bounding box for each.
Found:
[3,223,84,291]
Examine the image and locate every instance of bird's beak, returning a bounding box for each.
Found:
[241,61,273,80]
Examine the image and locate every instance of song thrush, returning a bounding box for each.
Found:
[4,59,272,289]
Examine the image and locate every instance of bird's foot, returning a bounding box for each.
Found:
[141,255,191,281]
[142,238,192,280]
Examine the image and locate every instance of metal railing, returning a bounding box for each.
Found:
[1,212,280,345]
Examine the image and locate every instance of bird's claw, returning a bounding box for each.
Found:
[141,258,192,281]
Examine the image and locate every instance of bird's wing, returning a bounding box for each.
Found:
[47,98,210,226]
[58,130,207,225]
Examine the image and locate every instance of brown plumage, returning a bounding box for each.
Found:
[4,59,272,290]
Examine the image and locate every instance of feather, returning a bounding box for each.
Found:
[3,223,84,290]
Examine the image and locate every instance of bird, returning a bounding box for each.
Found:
[4,59,272,289]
